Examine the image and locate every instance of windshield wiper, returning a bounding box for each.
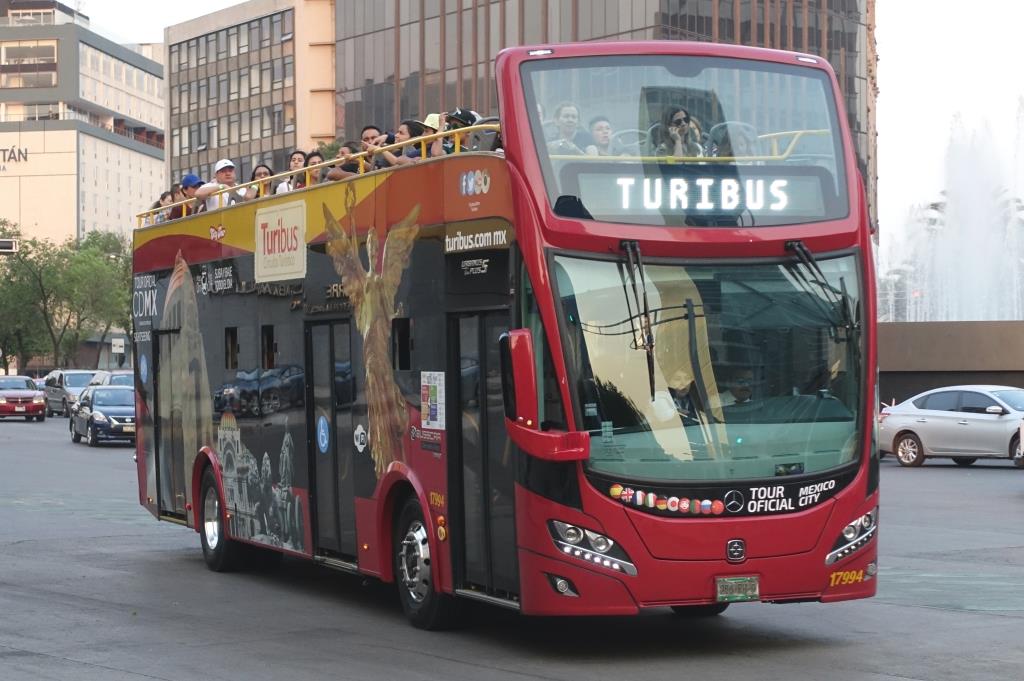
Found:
[619,240,656,400]
[784,240,859,342]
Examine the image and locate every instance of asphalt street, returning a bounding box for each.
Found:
[1,416,1022,681]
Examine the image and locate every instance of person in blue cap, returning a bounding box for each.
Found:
[167,173,205,220]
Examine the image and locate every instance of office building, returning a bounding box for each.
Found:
[0,0,165,242]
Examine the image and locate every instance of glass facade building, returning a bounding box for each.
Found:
[335,0,876,220]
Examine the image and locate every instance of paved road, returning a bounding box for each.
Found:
[1,417,1022,680]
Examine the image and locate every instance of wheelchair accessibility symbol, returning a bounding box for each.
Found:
[317,415,330,453]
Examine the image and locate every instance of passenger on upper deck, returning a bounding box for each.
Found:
[325,141,361,181]
[584,116,626,156]
[244,163,274,200]
[708,121,759,159]
[650,106,703,158]
[365,119,426,167]
[436,108,480,155]
[303,151,327,185]
[166,174,205,220]
[275,150,307,194]
[546,102,591,154]
[196,159,247,211]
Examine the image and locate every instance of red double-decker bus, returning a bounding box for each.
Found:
[133,40,877,629]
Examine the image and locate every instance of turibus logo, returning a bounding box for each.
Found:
[459,169,491,196]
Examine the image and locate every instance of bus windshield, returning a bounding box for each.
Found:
[523,55,849,227]
[553,253,862,483]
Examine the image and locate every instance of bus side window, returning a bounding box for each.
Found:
[261,325,275,369]
[391,318,411,371]
[225,327,238,370]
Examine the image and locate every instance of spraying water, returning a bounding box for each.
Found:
[878,110,1024,321]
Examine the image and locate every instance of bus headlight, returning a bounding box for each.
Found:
[549,520,636,575]
[826,507,878,565]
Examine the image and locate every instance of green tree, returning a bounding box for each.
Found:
[0,221,49,373]
[66,231,131,368]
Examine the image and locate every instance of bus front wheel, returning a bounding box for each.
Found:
[393,496,458,630]
[199,467,240,572]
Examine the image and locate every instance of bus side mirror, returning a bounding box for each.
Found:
[499,330,589,463]
[499,330,538,428]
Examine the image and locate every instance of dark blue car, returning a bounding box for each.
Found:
[69,385,136,447]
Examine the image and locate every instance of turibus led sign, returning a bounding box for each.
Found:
[615,177,790,212]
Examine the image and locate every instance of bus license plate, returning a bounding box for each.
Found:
[716,576,760,602]
[122,425,135,433]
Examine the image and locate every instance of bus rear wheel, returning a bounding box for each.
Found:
[394,497,458,630]
[671,603,730,617]
[199,467,240,572]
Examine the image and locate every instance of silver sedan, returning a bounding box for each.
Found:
[879,385,1024,467]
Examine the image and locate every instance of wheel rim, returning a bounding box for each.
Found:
[203,486,220,550]
[897,437,918,464]
[398,520,431,604]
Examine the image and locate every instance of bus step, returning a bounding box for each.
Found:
[454,588,521,611]
[314,555,360,574]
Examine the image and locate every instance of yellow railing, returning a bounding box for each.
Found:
[136,123,502,229]
[549,128,831,164]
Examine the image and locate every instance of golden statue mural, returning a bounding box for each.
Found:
[323,190,420,479]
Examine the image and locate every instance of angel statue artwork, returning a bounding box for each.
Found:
[323,184,420,479]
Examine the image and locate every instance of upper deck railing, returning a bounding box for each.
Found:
[136,123,502,229]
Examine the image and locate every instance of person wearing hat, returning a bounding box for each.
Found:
[437,108,479,155]
[196,159,247,211]
[167,173,206,220]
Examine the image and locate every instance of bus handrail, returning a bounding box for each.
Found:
[548,128,831,164]
[136,123,502,229]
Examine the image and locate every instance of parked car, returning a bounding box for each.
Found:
[879,385,1024,467]
[43,369,97,416]
[0,375,46,421]
[87,369,134,387]
[69,385,136,447]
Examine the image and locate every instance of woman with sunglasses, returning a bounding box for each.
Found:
[651,106,704,158]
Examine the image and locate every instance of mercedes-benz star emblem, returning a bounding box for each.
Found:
[726,539,746,563]
[724,489,745,514]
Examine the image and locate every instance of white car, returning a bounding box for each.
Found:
[879,385,1024,467]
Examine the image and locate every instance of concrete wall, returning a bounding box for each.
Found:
[878,321,1024,404]
[0,127,75,242]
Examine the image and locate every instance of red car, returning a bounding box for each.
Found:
[0,375,47,421]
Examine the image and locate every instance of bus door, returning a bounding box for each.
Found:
[452,311,518,596]
[305,321,357,558]
[153,328,186,516]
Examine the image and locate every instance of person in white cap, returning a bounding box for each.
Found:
[196,158,247,211]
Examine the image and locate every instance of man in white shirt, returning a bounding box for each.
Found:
[196,158,247,211]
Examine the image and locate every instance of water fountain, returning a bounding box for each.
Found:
[878,111,1024,322]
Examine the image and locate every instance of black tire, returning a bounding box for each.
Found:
[61,399,68,416]
[894,432,925,467]
[1011,435,1023,468]
[199,466,241,572]
[70,419,81,443]
[86,422,98,447]
[394,497,458,630]
[671,603,730,617]
[35,414,45,422]
[953,457,977,466]
[24,416,32,422]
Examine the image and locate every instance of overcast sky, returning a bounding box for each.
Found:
[876,1,1024,236]
[80,0,1024,240]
